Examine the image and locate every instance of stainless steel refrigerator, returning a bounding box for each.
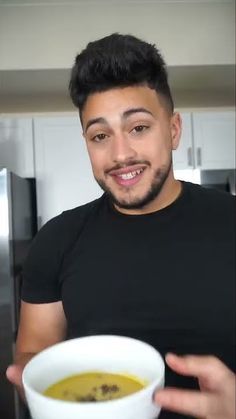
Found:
[200,169,236,195]
[0,168,37,419]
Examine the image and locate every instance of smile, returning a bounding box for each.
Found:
[110,167,145,187]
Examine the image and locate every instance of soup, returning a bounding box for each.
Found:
[44,371,147,402]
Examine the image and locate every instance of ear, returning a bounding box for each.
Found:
[170,112,182,150]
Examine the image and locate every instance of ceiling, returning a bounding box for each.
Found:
[1,0,234,111]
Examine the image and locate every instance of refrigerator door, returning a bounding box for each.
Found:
[0,168,37,419]
[0,168,16,419]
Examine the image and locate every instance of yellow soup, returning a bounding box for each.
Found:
[44,371,146,402]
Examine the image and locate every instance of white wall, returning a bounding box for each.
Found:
[0,1,235,70]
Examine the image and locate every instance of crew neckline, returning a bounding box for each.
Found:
[106,181,190,219]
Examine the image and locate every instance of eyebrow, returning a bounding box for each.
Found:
[84,107,153,133]
[85,117,107,133]
[123,107,153,119]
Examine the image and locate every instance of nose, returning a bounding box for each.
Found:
[110,133,137,164]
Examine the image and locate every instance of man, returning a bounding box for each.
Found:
[7,33,235,418]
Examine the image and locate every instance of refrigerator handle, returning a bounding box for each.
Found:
[197,147,202,166]
[187,147,193,166]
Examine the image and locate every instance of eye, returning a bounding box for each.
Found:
[91,133,108,142]
[131,125,149,134]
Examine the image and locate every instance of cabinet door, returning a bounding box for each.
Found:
[33,116,102,227]
[193,111,235,170]
[0,117,34,177]
[172,112,193,170]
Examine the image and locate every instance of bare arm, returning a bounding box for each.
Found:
[6,300,67,398]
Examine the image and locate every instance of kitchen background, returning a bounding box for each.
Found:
[0,1,235,419]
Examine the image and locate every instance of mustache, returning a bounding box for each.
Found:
[105,160,150,174]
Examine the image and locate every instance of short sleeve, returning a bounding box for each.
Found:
[21,196,104,304]
[21,215,66,303]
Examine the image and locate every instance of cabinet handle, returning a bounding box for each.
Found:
[197,147,202,166]
[187,147,193,166]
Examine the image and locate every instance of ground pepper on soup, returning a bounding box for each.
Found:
[44,372,146,402]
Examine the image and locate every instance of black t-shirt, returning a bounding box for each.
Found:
[22,182,236,419]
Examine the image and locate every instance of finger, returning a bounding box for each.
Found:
[154,387,209,418]
[165,353,229,388]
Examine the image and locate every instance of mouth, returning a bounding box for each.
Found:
[108,165,146,187]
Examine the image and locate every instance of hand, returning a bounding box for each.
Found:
[154,353,236,419]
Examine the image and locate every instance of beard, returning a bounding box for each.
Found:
[95,158,172,210]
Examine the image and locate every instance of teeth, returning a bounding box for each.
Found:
[120,172,134,180]
[118,168,143,180]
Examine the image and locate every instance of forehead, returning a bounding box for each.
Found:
[81,86,165,127]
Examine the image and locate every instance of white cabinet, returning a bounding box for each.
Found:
[33,117,102,227]
[0,117,34,177]
[173,111,235,170]
[192,112,235,170]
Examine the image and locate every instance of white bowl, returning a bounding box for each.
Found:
[22,335,165,419]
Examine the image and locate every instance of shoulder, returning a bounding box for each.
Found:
[183,181,235,225]
[42,194,105,232]
[22,194,107,303]
[184,181,234,208]
[32,194,106,252]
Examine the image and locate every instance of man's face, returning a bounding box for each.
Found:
[82,85,181,213]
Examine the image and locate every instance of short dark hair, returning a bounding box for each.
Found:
[69,33,174,115]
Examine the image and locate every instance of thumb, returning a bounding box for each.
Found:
[6,364,23,388]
